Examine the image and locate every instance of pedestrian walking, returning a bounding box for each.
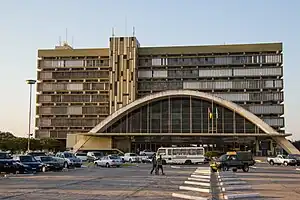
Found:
[156,155,165,175]
[150,154,157,174]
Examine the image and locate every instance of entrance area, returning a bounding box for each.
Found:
[112,136,263,155]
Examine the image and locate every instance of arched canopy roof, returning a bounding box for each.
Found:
[90,90,279,135]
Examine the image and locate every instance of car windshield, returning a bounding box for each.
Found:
[64,153,76,158]
[130,153,137,156]
[40,156,53,162]
[109,155,120,160]
[0,153,12,159]
[218,155,227,161]
[20,156,36,162]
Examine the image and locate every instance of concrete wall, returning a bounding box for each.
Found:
[67,134,112,150]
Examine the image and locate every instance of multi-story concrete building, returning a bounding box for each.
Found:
[36,37,299,156]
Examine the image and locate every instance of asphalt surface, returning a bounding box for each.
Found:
[0,164,210,200]
[1,163,300,200]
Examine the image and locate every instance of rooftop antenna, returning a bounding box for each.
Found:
[125,16,127,37]
[65,28,68,44]
[133,26,135,37]
[112,27,115,37]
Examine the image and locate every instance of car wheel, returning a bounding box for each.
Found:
[106,163,110,168]
[269,160,274,165]
[41,166,47,173]
[64,162,68,169]
[185,160,192,165]
[232,168,237,172]
[283,161,288,166]
[222,165,229,171]
[242,164,249,172]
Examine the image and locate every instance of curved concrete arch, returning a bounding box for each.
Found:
[90,90,278,135]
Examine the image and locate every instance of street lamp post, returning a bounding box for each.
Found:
[26,79,36,152]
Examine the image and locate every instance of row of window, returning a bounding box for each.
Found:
[38,83,110,91]
[139,54,282,66]
[40,59,109,68]
[37,94,109,103]
[38,71,109,80]
[138,79,283,91]
[37,106,109,115]
[214,92,283,102]
[37,118,102,127]
[137,67,282,78]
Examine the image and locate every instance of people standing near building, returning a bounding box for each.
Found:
[156,155,165,175]
[150,154,157,174]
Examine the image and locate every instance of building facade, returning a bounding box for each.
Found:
[36,37,299,156]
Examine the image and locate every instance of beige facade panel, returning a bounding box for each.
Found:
[38,48,109,58]
[67,106,82,115]
[109,37,138,114]
[67,83,84,91]
[138,43,282,55]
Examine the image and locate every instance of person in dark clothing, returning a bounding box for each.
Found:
[150,154,157,174]
[156,155,165,175]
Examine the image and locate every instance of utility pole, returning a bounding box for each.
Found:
[26,79,36,152]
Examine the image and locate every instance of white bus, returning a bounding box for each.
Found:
[156,147,205,164]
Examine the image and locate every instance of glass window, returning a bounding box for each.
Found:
[20,156,36,162]
[157,149,166,155]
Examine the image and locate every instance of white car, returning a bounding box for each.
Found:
[75,152,88,162]
[123,153,140,163]
[94,155,122,168]
[138,152,155,163]
[267,155,297,166]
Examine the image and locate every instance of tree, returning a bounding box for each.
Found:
[0,131,65,153]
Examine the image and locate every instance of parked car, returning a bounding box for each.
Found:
[0,152,22,174]
[138,152,155,163]
[122,153,140,163]
[86,151,103,162]
[35,156,64,171]
[75,152,88,162]
[210,151,255,172]
[139,150,156,157]
[13,155,46,173]
[55,152,82,168]
[287,154,300,166]
[267,155,297,166]
[94,155,122,168]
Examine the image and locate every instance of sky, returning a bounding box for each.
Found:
[0,0,300,140]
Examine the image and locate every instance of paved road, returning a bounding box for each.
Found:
[0,164,210,200]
